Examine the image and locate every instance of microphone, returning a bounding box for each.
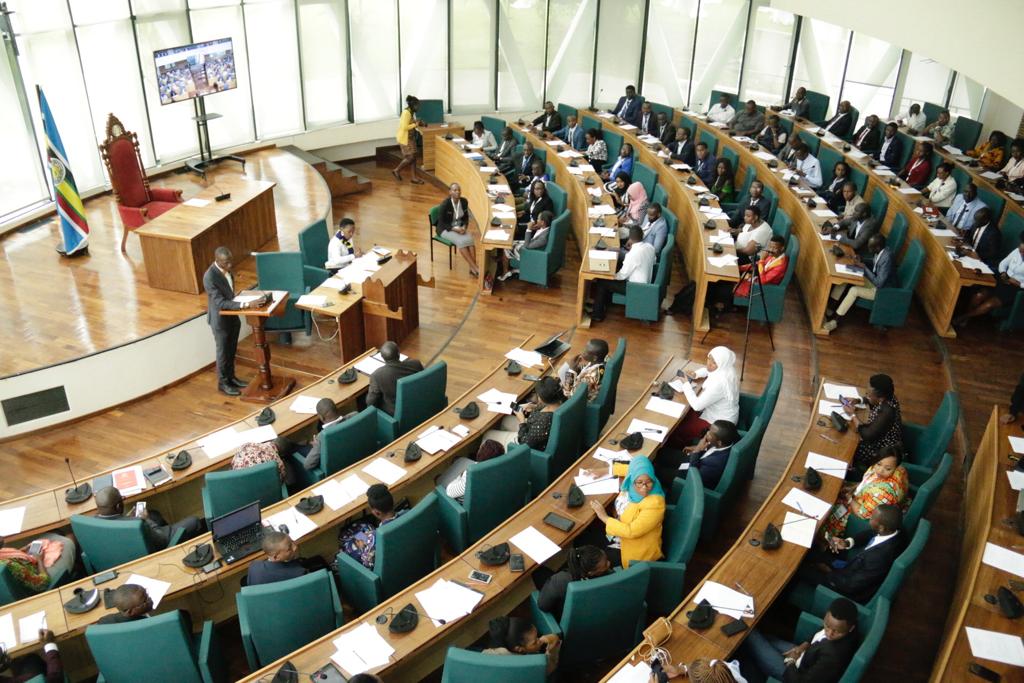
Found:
[64,458,92,504]
[256,661,330,682]
[375,605,446,626]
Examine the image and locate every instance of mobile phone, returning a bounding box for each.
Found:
[523,373,541,381]
[509,553,525,572]
[721,618,749,637]
[468,569,493,584]
[968,662,1002,682]
[543,512,576,533]
[27,540,43,556]
[103,588,116,609]
[92,569,118,586]
[133,501,147,518]
[201,559,222,574]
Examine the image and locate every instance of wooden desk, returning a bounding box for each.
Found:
[297,249,421,360]
[222,290,296,403]
[241,355,703,682]
[135,176,277,294]
[603,381,861,678]
[419,124,462,171]
[930,407,1022,681]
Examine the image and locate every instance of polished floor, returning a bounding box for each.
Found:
[2,150,1021,681]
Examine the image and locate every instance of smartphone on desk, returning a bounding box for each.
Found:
[509,553,525,572]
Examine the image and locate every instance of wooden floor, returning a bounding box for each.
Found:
[2,151,1022,681]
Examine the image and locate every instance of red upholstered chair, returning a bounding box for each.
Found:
[98,113,183,252]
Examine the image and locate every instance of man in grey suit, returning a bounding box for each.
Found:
[833,202,879,258]
[367,341,424,416]
[203,246,255,396]
[824,234,896,331]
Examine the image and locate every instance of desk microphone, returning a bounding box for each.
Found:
[207,177,231,202]
[64,457,92,504]
[375,605,446,626]
[255,661,329,682]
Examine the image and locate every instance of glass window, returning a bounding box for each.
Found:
[399,0,448,106]
[689,0,749,111]
[297,0,349,128]
[348,0,399,121]
[0,28,49,219]
[450,0,495,114]
[68,0,130,24]
[895,52,952,120]
[593,1,644,110]
[948,73,985,120]
[544,0,596,107]
[641,0,698,108]
[791,18,850,114]
[497,0,546,112]
[840,33,900,122]
[244,0,303,138]
[739,4,795,106]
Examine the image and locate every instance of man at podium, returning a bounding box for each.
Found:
[204,246,255,396]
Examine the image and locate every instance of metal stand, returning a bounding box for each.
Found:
[738,250,775,380]
[185,96,245,179]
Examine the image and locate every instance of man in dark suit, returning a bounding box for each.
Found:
[246,529,308,586]
[492,127,518,168]
[654,420,737,491]
[693,142,717,187]
[636,102,657,136]
[510,142,538,194]
[96,585,155,625]
[833,202,879,257]
[655,111,676,146]
[203,246,256,396]
[959,207,1000,271]
[273,398,353,473]
[739,597,859,682]
[784,86,811,119]
[667,127,696,166]
[875,122,902,167]
[532,101,562,133]
[611,85,642,126]
[367,341,424,416]
[2,629,64,683]
[820,100,854,138]
[728,180,771,228]
[95,486,204,550]
[851,114,881,154]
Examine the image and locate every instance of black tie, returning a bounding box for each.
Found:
[953,203,967,227]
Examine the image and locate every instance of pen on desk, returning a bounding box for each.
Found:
[818,433,839,444]
[734,581,751,596]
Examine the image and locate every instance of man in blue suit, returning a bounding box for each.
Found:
[654,419,737,491]
[611,85,642,126]
[553,114,586,151]
[694,142,717,187]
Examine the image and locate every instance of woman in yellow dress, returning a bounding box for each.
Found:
[393,95,424,184]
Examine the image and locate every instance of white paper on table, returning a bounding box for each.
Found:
[590,227,618,239]
[822,383,858,400]
[414,578,485,625]
[199,427,242,458]
[504,347,543,368]
[669,379,688,393]
[958,256,994,274]
[780,511,818,548]
[593,447,630,464]
[183,197,210,207]
[236,424,277,444]
[415,429,463,455]
[645,396,686,419]
[835,264,865,278]
[983,542,1024,577]
[354,356,385,376]
[589,249,617,262]
[124,574,172,609]
[462,152,483,160]
[484,229,510,241]
[0,614,14,651]
[752,151,777,161]
[288,395,322,415]
[708,255,739,268]
[819,233,837,242]
[980,170,1002,180]
[588,204,617,216]
[338,473,371,501]
[478,166,498,173]
[699,206,727,217]
[1010,436,1024,454]
[233,295,261,304]
[0,507,26,536]
[587,187,605,198]
[1008,192,1024,202]
[264,507,318,540]
[451,424,471,438]
[873,168,895,177]
[638,134,660,144]
[805,452,848,479]
[486,184,512,195]
[812,209,837,218]
[794,187,815,196]
[318,277,350,291]
[598,112,614,119]
[558,149,583,158]
[491,202,516,214]
[335,268,373,286]
[486,403,513,415]
[781,488,832,520]
[847,150,868,159]
[898,187,919,195]
[579,477,621,495]
[620,123,638,131]
[112,465,146,496]
[1006,470,1024,491]
[965,626,1024,666]
[818,400,845,416]
[692,581,755,619]
[567,166,584,176]
[331,622,396,676]
[607,662,654,683]
[578,164,596,172]
[477,388,518,407]
[362,458,407,486]
[672,164,694,173]
[296,294,328,308]
[930,228,956,237]
[509,526,562,564]
[709,232,734,246]
[312,479,352,511]
[943,145,963,155]
[17,611,46,644]
[626,418,668,443]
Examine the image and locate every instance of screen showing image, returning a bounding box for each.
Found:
[154,38,237,106]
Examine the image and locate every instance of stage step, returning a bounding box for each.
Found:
[280,145,372,199]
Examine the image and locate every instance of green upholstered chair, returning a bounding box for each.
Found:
[436,445,531,553]
[848,167,868,195]
[818,146,844,188]
[611,238,673,322]
[698,129,718,155]
[201,461,287,522]
[995,213,1024,330]
[530,562,650,667]
[254,251,310,337]
[529,388,587,498]
[583,337,627,447]
[429,203,455,270]
[868,187,889,222]
[546,181,567,216]
[236,569,343,669]
[720,146,739,175]
[771,206,791,239]
[763,185,779,223]
[334,492,440,613]
[777,116,794,139]
[735,234,799,324]
[375,361,448,442]
[581,114,602,133]
[557,102,578,124]
[768,597,890,683]
[532,146,547,164]
[886,212,908,258]
[796,130,820,156]
[803,91,830,122]
[71,515,186,574]
[652,184,670,208]
[632,162,658,198]
[847,452,951,539]
[895,131,915,171]
[736,361,783,479]
[516,209,569,287]
[854,239,925,328]
[545,162,557,182]
[86,611,226,683]
[604,129,624,164]
[648,101,674,121]
[708,90,737,113]
[843,106,860,142]
[952,117,982,151]
[291,405,382,485]
[441,646,546,683]
[976,184,1006,222]
[661,206,678,245]
[902,391,958,481]
[297,218,332,289]
[921,102,943,125]
[641,469,703,616]
[788,520,930,620]
[417,99,445,124]
[482,115,506,141]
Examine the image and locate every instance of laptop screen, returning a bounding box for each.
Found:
[211,502,261,540]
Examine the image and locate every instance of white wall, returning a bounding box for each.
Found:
[978,91,1024,141]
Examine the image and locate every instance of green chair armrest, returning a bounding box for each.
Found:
[238,607,258,673]
[435,485,469,553]
[335,551,382,614]
[904,462,933,488]
[201,487,213,523]
[810,584,845,618]
[794,612,824,644]
[168,526,187,548]
[528,591,563,637]
[376,410,399,443]
[640,561,687,617]
[529,448,554,499]
[198,619,227,683]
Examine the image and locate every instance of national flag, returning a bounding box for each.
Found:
[37,86,89,256]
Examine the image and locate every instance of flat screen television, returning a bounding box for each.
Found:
[154,38,237,106]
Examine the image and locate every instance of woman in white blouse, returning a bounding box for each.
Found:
[924,162,958,210]
[668,346,740,446]
[1001,140,1024,183]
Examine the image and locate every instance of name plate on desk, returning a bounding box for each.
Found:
[588,250,616,273]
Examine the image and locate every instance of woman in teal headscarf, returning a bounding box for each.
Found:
[589,456,666,567]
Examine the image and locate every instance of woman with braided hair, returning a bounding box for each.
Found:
[653,657,746,682]
[482,615,561,674]
[535,544,612,620]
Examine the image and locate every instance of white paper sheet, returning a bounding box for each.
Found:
[753,151,777,161]
[873,168,895,177]
[112,465,146,496]
[781,488,832,520]
[957,256,994,274]
[708,255,739,268]
[288,395,322,414]
[692,581,755,620]
[296,294,328,308]
[415,429,463,455]
[318,277,351,291]
[124,574,172,609]
[0,614,15,651]
[509,526,561,564]
[505,347,544,368]
[483,229,510,242]
[338,473,371,500]
[929,228,956,237]
[477,388,518,407]
[1008,192,1024,202]
[478,166,498,173]
[965,626,1024,666]
[236,425,278,444]
[199,427,242,458]
[331,622,396,676]
[1011,436,1024,454]
[233,295,261,304]
[17,611,46,645]
[898,187,919,195]
[588,204,617,216]
[673,165,695,173]
[804,452,848,479]
[354,356,385,376]
[580,477,621,495]
[487,184,513,195]
[834,263,864,278]
[183,197,210,207]
[1006,470,1024,491]
[626,418,668,443]
[414,578,485,625]
[980,170,1003,180]
[593,447,630,464]
[312,479,351,511]
[452,424,471,438]
[822,383,858,400]
[983,542,1024,578]
[780,511,818,548]
[0,507,26,536]
[362,458,407,486]
[263,507,318,540]
[645,396,686,419]
[812,209,837,218]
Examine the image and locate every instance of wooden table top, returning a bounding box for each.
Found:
[241,354,705,681]
[295,246,416,318]
[602,380,862,679]
[134,176,276,242]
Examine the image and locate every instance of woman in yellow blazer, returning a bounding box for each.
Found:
[589,455,666,567]
[393,95,424,184]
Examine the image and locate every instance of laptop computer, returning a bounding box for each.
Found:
[210,502,264,565]
[533,329,570,359]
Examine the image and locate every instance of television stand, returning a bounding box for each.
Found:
[185,95,245,179]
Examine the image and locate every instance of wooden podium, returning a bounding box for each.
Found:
[221,290,296,403]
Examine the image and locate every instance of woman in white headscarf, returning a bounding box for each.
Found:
[668,346,740,446]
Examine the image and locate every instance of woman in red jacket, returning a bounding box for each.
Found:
[899,140,933,189]
[734,233,789,299]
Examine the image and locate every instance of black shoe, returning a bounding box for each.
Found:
[219,383,241,396]
[230,377,249,388]
[278,332,293,345]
